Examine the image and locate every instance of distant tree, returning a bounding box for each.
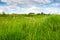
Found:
[37,13,41,15]
[41,12,44,14]
[41,12,45,15]
[2,12,6,15]
[28,12,35,15]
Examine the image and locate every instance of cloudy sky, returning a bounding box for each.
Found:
[0,0,60,14]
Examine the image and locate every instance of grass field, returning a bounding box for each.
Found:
[0,14,60,40]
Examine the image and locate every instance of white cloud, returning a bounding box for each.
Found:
[44,7,60,14]
[0,5,21,13]
[34,0,51,4]
[1,0,34,6]
[0,6,5,13]
[0,4,60,14]
[23,6,60,14]
[27,6,40,13]
[0,9,3,13]
[1,0,52,7]
[51,3,60,6]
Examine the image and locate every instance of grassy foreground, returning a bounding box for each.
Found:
[0,14,60,40]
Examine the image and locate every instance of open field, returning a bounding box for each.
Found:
[0,14,60,40]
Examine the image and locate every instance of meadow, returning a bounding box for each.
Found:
[0,13,60,40]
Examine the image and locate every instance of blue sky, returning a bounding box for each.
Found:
[0,0,60,14]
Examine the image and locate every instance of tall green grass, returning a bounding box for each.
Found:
[0,14,60,40]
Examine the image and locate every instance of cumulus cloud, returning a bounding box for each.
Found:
[44,7,60,13]
[27,6,40,13]
[0,9,3,13]
[1,0,52,7]
[1,0,60,14]
[0,5,60,14]
[51,3,60,6]
[1,0,34,7]
[27,6,60,13]
[34,0,51,4]
[0,6,5,13]
[0,5,21,13]
[23,6,60,14]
